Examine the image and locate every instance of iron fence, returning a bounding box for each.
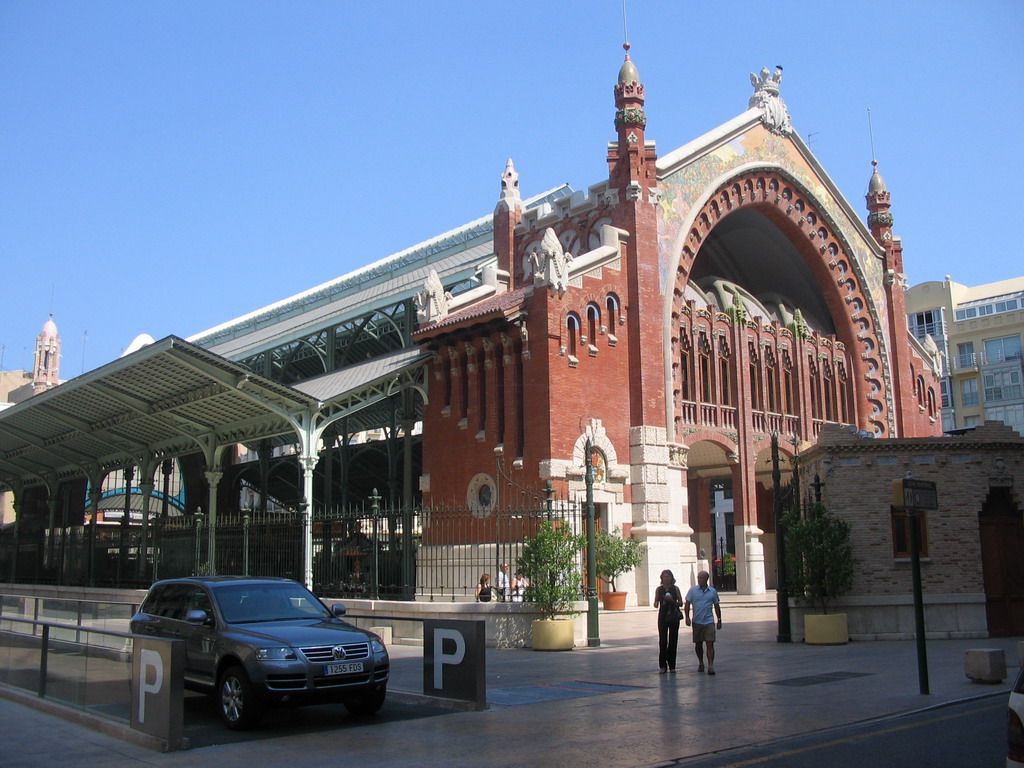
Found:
[0,500,584,599]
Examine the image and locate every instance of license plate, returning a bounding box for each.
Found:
[324,661,364,676]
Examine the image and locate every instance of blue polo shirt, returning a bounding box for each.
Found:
[685,584,720,625]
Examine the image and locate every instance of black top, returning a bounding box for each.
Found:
[655,584,682,620]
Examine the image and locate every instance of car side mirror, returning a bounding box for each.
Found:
[331,604,347,617]
[186,609,212,626]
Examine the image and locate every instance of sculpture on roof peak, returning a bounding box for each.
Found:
[748,66,793,136]
[415,269,453,324]
[529,227,573,297]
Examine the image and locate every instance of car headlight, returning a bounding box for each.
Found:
[256,647,296,661]
[371,638,387,655]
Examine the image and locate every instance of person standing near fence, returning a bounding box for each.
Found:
[684,570,722,675]
[496,563,510,601]
[653,569,683,673]
[475,573,493,602]
[510,571,528,602]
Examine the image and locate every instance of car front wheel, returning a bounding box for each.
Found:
[343,685,386,717]
[218,665,263,730]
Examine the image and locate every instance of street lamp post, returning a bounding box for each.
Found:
[771,433,791,643]
[584,439,600,648]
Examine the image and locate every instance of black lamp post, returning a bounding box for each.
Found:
[771,433,791,642]
[584,439,600,648]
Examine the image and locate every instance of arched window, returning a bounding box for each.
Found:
[698,332,712,403]
[719,338,732,406]
[566,313,582,359]
[679,333,693,401]
[606,293,621,325]
[586,303,601,345]
[765,349,779,413]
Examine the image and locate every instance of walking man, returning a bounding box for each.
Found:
[684,570,722,675]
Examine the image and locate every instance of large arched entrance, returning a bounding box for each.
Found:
[669,168,874,594]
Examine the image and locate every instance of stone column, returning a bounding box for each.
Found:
[204,470,222,571]
[629,426,697,603]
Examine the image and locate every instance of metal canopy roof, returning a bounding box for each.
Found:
[0,336,428,492]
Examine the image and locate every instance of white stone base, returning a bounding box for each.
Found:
[964,648,1006,683]
[789,593,990,641]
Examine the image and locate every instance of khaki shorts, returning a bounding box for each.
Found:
[692,622,717,644]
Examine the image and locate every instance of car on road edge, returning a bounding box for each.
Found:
[1009,666,1024,767]
[131,576,389,729]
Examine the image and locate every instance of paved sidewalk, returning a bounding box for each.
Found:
[2,602,1020,768]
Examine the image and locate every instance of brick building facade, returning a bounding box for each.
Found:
[795,422,1023,639]
[413,52,942,604]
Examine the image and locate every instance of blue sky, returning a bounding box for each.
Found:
[2,1,1021,377]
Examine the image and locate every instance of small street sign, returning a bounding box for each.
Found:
[891,478,938,510]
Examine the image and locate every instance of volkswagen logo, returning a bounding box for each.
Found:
[331,645,347,660]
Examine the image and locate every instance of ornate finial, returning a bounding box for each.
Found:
[623,41,630,53]
[748,65,792,136]
[499,158,521,205]
[615,44,645,128]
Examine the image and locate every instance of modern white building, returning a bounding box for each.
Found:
[906,276,1024,435]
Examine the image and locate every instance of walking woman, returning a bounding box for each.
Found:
[654,569,683,673]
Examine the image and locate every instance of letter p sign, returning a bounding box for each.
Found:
[131,637,184,744]
[423,619,486,709]
[432,628,465,689]
[137,649,164,723]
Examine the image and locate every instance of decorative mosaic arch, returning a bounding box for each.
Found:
[669,167,892,436]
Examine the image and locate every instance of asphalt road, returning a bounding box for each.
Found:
[651,694,1008,768]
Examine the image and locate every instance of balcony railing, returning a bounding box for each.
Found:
[680,401,801,438]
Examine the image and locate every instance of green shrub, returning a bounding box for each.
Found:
[517,521,584,620]
[782,502,855,614]
[595,527,645,592]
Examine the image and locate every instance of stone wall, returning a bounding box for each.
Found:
[789,421,1022,640]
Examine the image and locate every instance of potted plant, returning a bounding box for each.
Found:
[595,526,645,610]
[517,520,584,650]
[782,501,855,644]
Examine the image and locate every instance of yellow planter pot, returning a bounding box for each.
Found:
[531,618,575,651]
[804,613,849,645]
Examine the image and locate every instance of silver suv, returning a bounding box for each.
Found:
[131,576,389,729]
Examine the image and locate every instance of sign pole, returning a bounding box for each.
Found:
[893,475,934,695]
[908,503,929,694]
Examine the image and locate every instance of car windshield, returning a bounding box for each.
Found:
[213,582,330,624]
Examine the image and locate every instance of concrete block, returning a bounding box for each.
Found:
[964,648,1006,683]
[370,626,393,646]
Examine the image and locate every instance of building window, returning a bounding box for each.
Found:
[699,354,712,402]
[606,294,621,325]
[765,355,778,412]
[909,309,944,342]
[940,378,951,409]
[891,508,929,558]
[955,342,976,370]
[586,303,601,343]
[961,377,979,408]
[984,369,1022,401]
[679,336,694,400]
[984,335,1022,365]
[566,313,581,360]
[985,403,1024,435]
